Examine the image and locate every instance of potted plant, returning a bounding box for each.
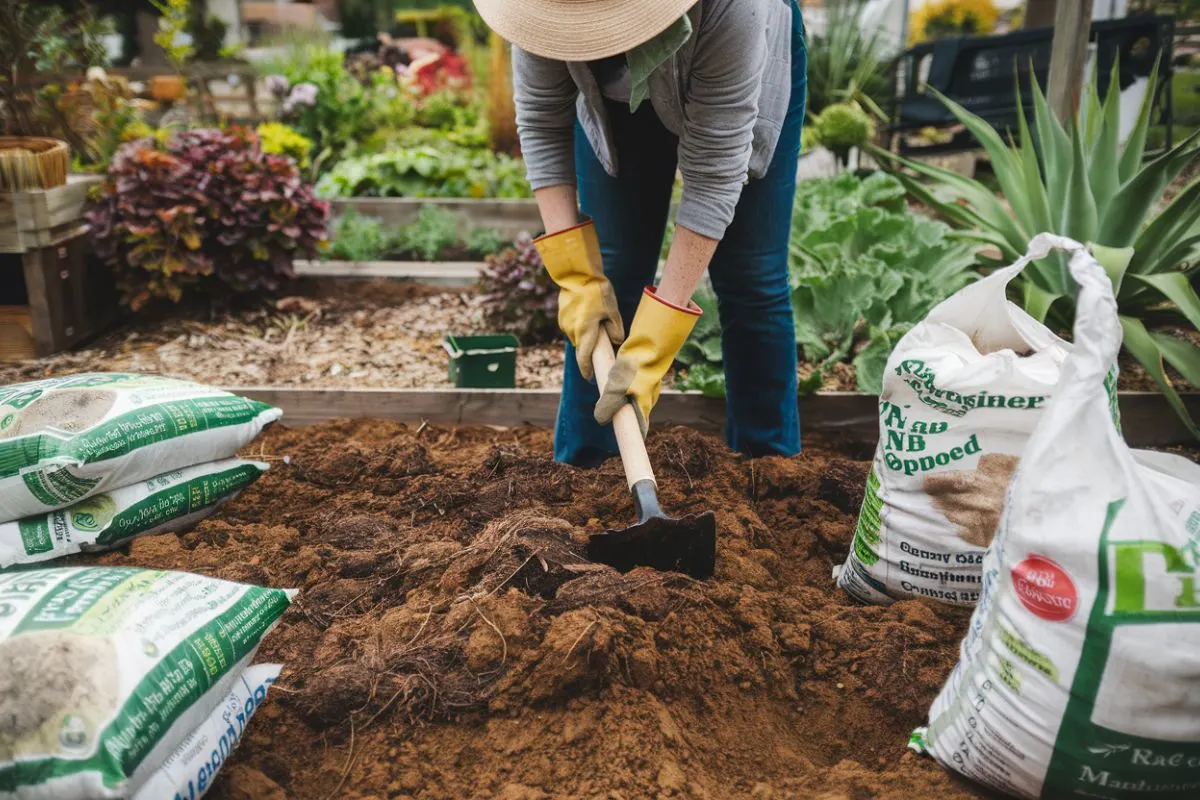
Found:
[149,74,187,103]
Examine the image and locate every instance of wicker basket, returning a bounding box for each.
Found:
[0,137,70,192]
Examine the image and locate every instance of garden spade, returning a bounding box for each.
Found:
[585,335,717,579]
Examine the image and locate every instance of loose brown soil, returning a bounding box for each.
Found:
[89,420,986,799]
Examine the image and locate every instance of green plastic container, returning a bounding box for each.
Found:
[443,334,519,388]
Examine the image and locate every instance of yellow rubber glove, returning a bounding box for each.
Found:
[533,221,624,381]
[594,287,702,435]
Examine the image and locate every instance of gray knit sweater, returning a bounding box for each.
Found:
[512,0,795,240]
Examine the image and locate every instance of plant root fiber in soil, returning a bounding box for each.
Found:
[90,420,988,799]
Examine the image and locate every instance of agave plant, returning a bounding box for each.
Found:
[871,62,1200,433]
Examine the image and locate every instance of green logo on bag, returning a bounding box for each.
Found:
[0,388,43,411]
[1109,540,1200,615]
[70,495,117,532]
[59,715,89,750]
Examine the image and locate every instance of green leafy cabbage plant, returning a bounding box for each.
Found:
[672,173,980,398]
[871,63,1200,432]
[789,172,982,393]
[315,145,530,199]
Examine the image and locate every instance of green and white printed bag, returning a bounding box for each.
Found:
[0,374,280,523]
[838,236,1092,607]
[915,239,1200,798]
[0,459,268,569]
[0,567,293,799]
[131,663,281,800]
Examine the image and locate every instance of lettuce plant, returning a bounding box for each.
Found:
[87,127,329,310]
[873,63,1200,431]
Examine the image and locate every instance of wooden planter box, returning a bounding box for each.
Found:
[1,225,120,361]
[0,176,97,253]
[329,198,542,239]
[0,175,116,361]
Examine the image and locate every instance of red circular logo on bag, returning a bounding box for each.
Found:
[1011,556,1078,622]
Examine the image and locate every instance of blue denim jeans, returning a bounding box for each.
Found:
[554,3,807,467]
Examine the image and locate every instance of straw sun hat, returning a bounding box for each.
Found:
[474,0,697,62]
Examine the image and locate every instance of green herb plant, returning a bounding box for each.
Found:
[323,210,400,261]
[264,47,370,170]
[397,204,461,260]
[323,206,507,261]
[465,226,507,258]
[871,62,1200,431]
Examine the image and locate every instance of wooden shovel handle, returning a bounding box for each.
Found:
[592,334,656,489]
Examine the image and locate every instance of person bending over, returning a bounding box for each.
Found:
[474,0,807,466]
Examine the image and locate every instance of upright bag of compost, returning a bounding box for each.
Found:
[0,374,281,523]
[914,241,1200,799]
[838,236,1100,607]
[0,567,293,799]
[0,459,268,569]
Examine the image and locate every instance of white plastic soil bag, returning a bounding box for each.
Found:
[915,237,1200,799]
[838,236,1105,607]
[0,459,268,569]
[0,374,281,522]
[132,663,281,800]
[0,567,293,799]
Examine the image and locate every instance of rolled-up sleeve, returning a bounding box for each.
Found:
[675,1,769,240]
[512,47,579,190]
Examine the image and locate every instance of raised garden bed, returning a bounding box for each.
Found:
[330,197,543,240]
[3,279,1197,448]
[87,418,986,798]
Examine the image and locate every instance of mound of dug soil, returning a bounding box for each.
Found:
[94,420,986,799]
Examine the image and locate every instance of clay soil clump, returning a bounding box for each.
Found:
[93,420,986,799]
